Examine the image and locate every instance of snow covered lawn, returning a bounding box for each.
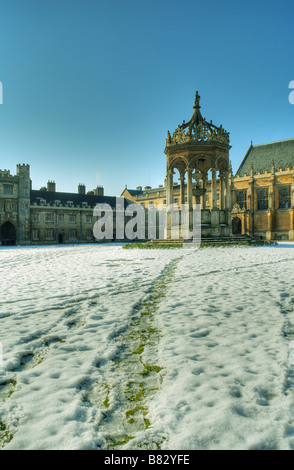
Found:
[1,242,294,450]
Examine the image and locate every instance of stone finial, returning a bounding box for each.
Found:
[194,91,200,108]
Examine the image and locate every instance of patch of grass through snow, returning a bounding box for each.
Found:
[0,422,13,448]
[99,258,179,450]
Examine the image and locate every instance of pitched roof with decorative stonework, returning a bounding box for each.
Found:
[236,138,294,176]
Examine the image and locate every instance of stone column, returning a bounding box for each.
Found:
[225,171,230,210]
[247,176,255,237]
[220,174,225,210]
[165,168,174,239]
[269,177,275,211]
[179,172,185,206]
[225,170,232,233]
[166,168,173,207]
[267,176,275,240]
[211,168,217,210]
[186,168,193,231]
[178,172,185,236]
[210,168,220,229]
[201,173,207,210]
[266,210,273,240]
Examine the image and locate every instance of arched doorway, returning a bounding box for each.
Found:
[232,217,242,235]
[1,221,16,246]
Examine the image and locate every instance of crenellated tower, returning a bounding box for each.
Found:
[17,164,31,244]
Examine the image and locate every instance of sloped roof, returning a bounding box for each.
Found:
[30,190,131,208]
[123,189,144,196]
[236,138,294,176]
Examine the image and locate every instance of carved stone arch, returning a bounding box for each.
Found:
[191,154,214,174]
[168,156,188,173]
[215,155,229,173]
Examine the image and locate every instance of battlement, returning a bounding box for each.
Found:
[17,164,30,176]
[0,169,19,183]
[234,165,294,179]
[0,169,11,177]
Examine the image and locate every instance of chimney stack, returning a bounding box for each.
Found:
[95,185,104,196]
[47,181,56,192]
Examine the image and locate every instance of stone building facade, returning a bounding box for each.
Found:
[122,139,294,241]
[231,139,294,241]
[0,164,123,246]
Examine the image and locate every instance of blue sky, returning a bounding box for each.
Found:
[0,0,293,195]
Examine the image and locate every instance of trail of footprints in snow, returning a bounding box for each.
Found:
[82,258,180,450]
[0,295,101,448]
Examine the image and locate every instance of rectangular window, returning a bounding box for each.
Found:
[58,214,64,223]
[69,229,77,238]
[3,185,13,195]
[236,190,247,210]
[278,186,291,209]
[32,213,39,223]
[86,215,92,223]
[257,188,269,210]
[45,229,54,239]
[69,214,77,223]
[45,213,54,223]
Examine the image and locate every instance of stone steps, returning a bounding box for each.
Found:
[149,236,253,245]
